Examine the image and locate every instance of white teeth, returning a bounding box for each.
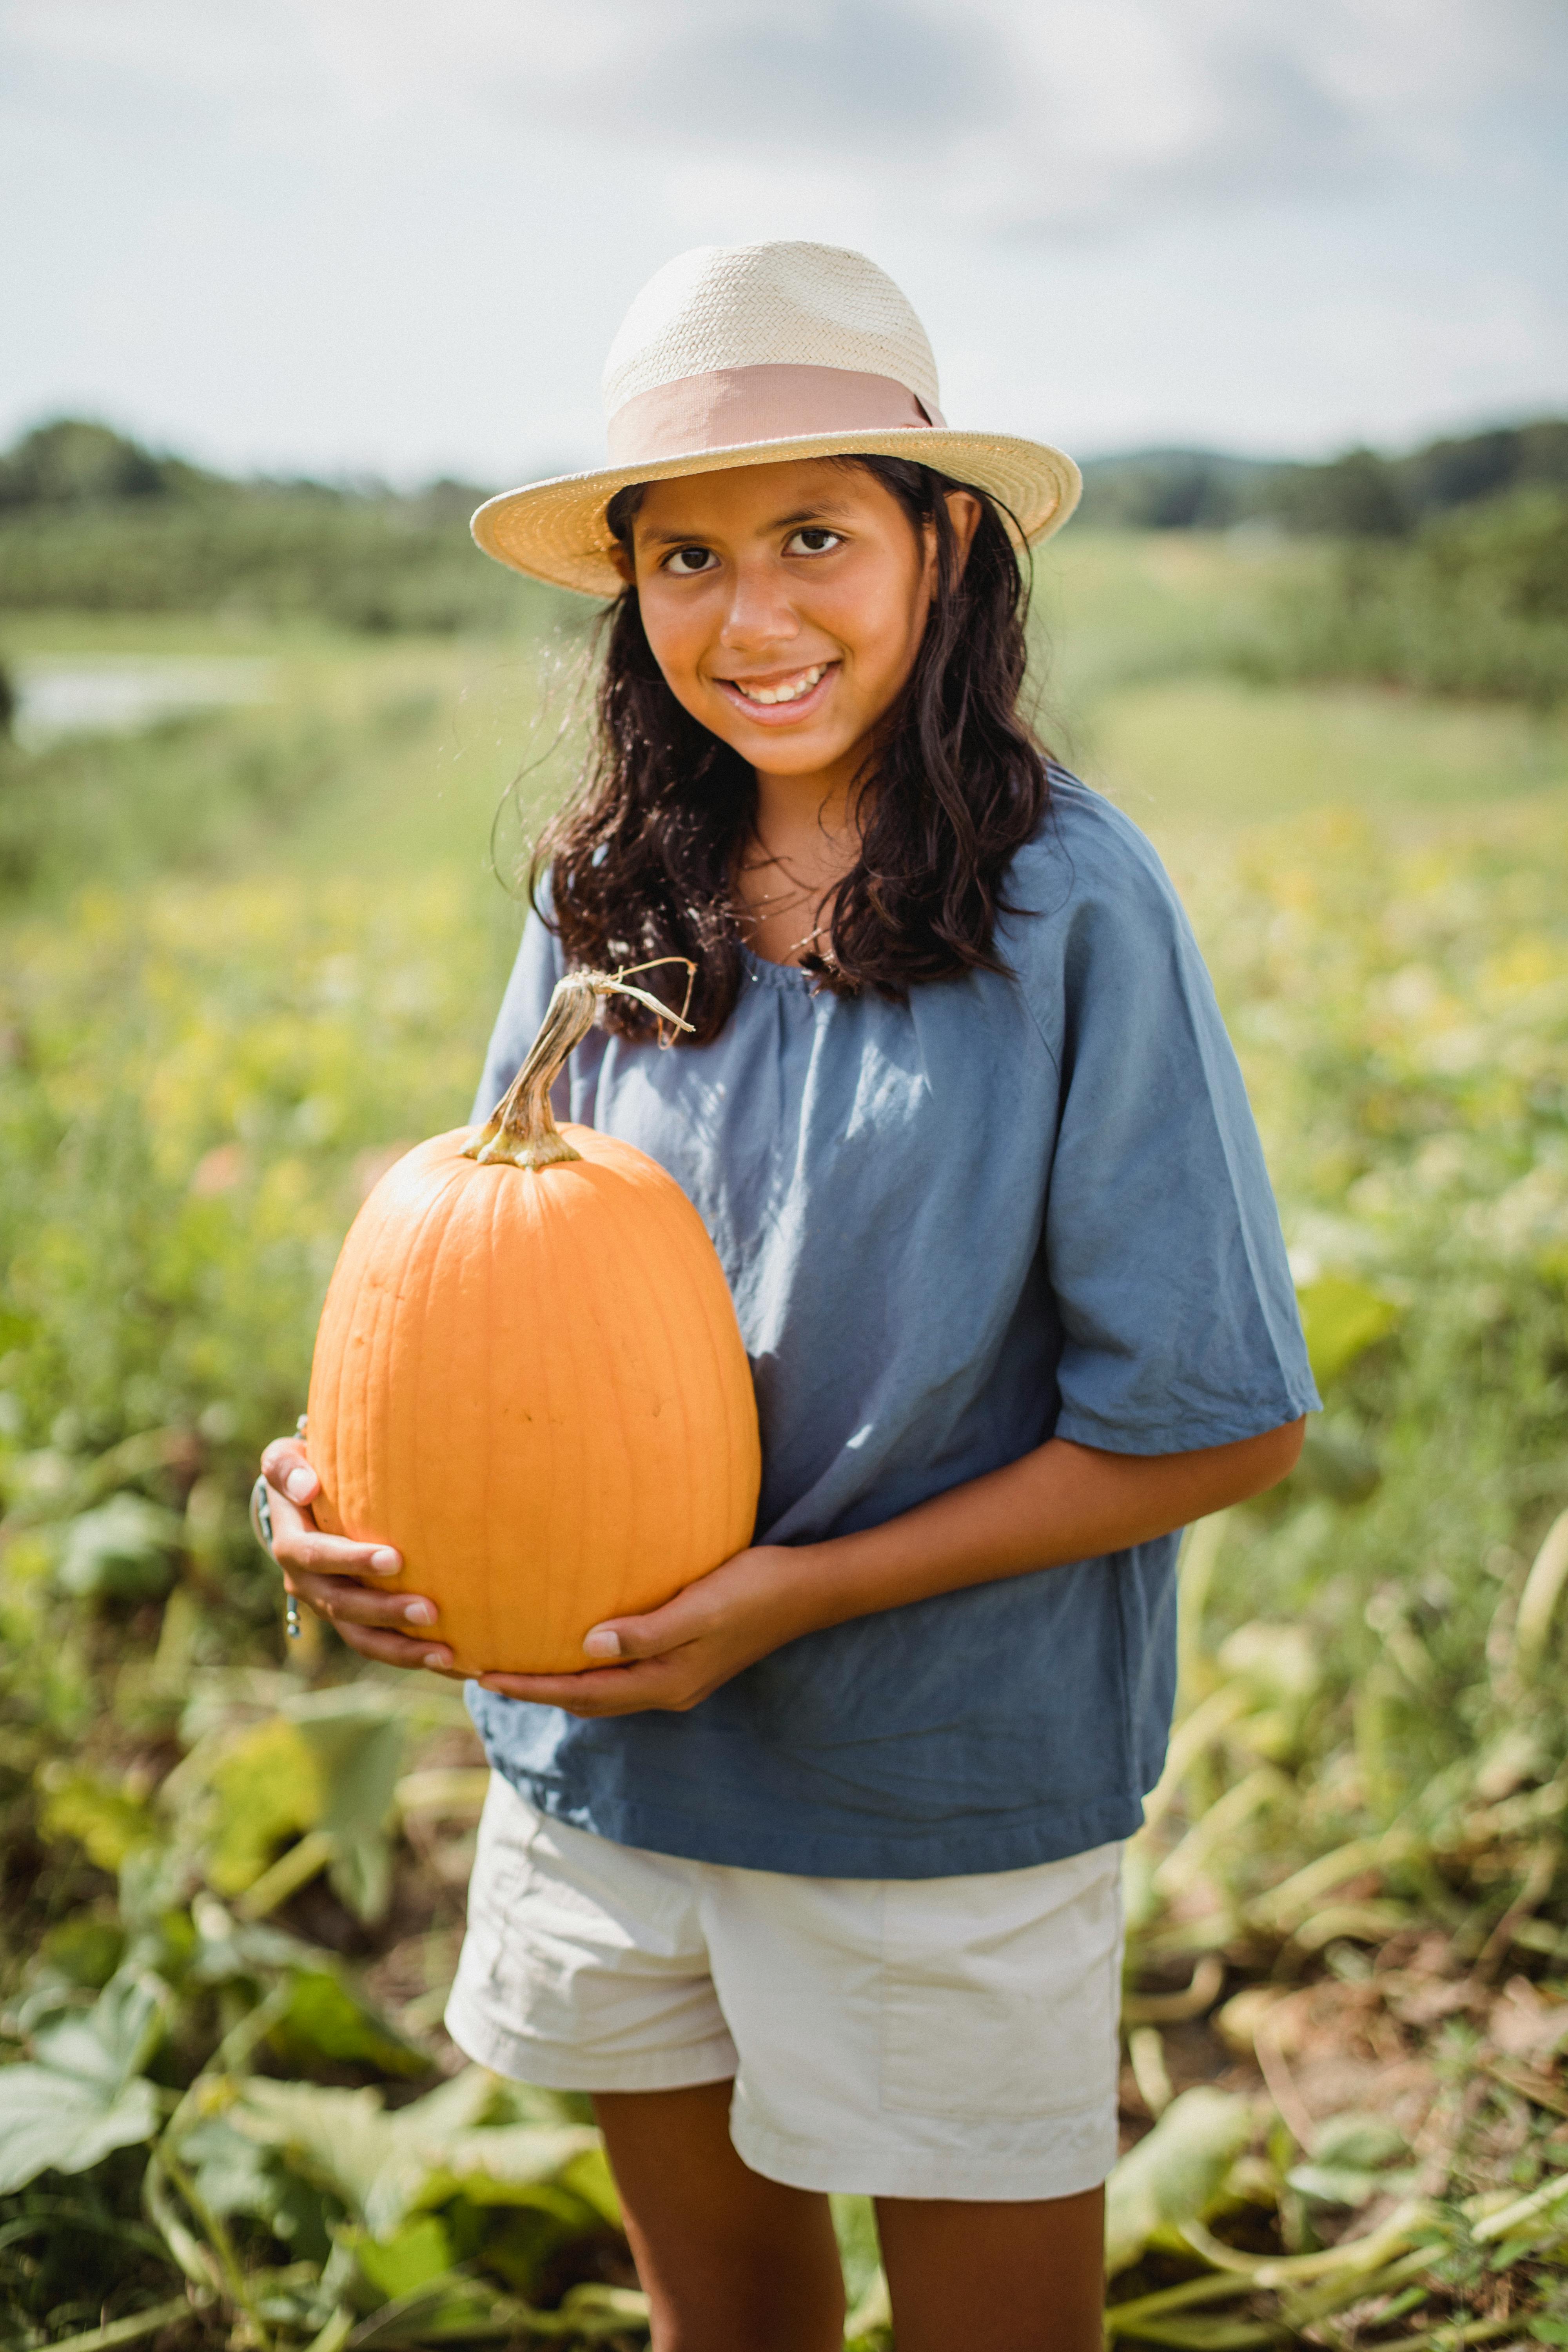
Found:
[735,664,824,706]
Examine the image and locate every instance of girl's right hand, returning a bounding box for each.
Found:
[260,1436,455,1674]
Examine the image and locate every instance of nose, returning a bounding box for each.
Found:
[717,556,800,656]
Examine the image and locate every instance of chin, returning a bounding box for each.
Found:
[724,713,847,755]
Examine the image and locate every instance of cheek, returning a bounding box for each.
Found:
[636,588,715,695]
[824,554,926,675]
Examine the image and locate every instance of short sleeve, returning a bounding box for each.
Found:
[1038,820,1319,1454]
[469,903,567,1126]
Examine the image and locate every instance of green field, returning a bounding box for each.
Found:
[3,532,1568,2345]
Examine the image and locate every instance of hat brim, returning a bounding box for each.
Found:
[470,428,1082,599]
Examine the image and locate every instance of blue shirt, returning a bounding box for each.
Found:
[467,775,1318,1878]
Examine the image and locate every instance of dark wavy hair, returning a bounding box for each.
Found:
[534,455,1052,1043]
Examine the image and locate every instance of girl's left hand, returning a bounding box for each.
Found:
[475,1544,812,1717]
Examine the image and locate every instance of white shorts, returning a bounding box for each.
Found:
[445,1774,1124,2202]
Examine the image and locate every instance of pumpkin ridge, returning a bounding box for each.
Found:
[355,1191,400,1566]
[480,1149,504,1675]
[325,1176,394,1539]
[643,1174,743,1562]
[403,1161,462,1632]
[591,1158,674,1626]
[562,1157,635,1646]
[330,1149,454,1561]
[483,1148,545,1668]
[430,1154,519,1665]
[507,1151,561,1662]
[311,1203,358,1528]
[370,1152,464,1582]
[638,1174,701,1585]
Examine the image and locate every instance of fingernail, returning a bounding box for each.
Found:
[583,1628,622,1660]
[423,1651,450,1670]
[285,1468,316,1502]
[404,1600,437,1626]
[368,1547,401,1573]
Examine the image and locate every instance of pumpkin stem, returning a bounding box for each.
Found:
[464,967,695,1171]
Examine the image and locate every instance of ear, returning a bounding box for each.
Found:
[608,540,636,588]
[944,489,984,575]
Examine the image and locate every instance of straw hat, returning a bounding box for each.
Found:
[471,241,1081,598]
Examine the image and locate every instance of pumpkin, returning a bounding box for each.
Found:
[305,968,761,1676]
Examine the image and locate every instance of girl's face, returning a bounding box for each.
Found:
[619,459,978,787]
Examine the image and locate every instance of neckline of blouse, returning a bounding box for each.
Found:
[738,941,818,994]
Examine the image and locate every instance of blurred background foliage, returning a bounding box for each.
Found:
[0,410,1566,2345]
[0,410,1564,702]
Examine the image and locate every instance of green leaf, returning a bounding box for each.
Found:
[32,1966,170,2090]
[35,1764,158,1871]
[1294,1417,1381,1503]
[286,1688,410,1925]
[177,2111,336,2259]
[832,2192,883,2312]
[0,1969,171,2191]
[352,2214,455,2299]
[54,1492,181,1601]
[36,1912,126,1991]
[178,2112,287,2216]
[477,2198,593,2294]
[340,2274,516,2348]
[270,1968,431,2079]
[0,2064,159,2191]
[1286,2161,1389,2207]
[558,2143,622,2229]
[205,1715,324,1895]
[1105,2089,1256,2276]
[228,2065,601,2238]
[411,2124,610,2225]
[434,2179,590,2227]
[1311,2111,1407,2171]
[1295,1274,1399,1387]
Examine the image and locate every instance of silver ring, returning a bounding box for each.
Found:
[251,1475,304,1639]
[249,1475,275,1559]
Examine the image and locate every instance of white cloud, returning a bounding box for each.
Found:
[0,0,1562,473]
[11,0,1562,225]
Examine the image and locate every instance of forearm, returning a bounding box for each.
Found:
[770,1420,1305,1641]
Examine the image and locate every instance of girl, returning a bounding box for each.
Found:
[260,241,1316,2352]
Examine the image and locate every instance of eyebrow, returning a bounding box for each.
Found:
[636,503,851,548]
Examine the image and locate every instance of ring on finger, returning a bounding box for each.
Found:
[249,1475,276,1560]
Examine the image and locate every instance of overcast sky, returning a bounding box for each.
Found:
[3,0,1565,483]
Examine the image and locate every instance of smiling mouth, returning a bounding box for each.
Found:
[719,662,833,708]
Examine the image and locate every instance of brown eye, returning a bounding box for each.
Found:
[665,546,717,575]
[785,526,843,556]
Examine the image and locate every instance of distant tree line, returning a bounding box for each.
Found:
[4,409,1563,543]
[1079,418,1568,536]
[0,419,530,634]
[0,417,489,522]
[0,415,1561,705]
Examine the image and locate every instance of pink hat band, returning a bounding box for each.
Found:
[605,362,947,467]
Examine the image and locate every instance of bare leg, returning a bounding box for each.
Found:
[877,2183,1105,2352]
[592,2080,846,2352]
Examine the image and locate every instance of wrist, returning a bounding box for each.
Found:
[750,1537,851,1643]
